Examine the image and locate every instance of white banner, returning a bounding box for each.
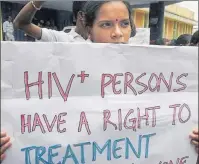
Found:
[129,28,150,45]
[1,42,198,164]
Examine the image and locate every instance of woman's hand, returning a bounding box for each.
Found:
[0,132,12,162]
[189,128,199,153]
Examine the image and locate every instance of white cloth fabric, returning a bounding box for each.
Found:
[39,28,85,42]
[5,33,15,41]
[37,27,138,44]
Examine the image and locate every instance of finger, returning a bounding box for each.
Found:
[191,140,199,147]
[0,154,6,161]
[0,142,11,154]
[193,129,199,134]
[0,132,6,138]
[189,134,199,141]
[1,136,10,146]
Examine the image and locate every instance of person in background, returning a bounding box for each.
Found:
[3,16,15,41]
[40,20,44,27]
[175,34,192,46]
[13,1,87,42]
[150,40,156,45]
[190,30,199,46]
[32,17,38,25]
[45,20,51,29]
[154,38,165,45]
[50,19,57,30]
[163,38,170,45]
[72,1,88,38]
[37,19,44,28]
[168,39,176,46]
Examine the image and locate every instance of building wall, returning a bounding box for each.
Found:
[164,18,193,39]
[166,4,194,20]
[133,4,197,40]
[133,10,145,28]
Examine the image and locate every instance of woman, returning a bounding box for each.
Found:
[83,1,134,43]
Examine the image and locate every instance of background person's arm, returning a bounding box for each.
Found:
[13,1,45,40]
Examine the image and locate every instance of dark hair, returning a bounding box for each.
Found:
[175,34,192,46]
[190,30,199,45]
[72,1,87,20]
[131,22,136,37]
[83,1,136,36]
[169,39,176,46]
[155,38,165,45]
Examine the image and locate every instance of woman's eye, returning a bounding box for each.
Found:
[121,21,130,27]
[100,22,112,28]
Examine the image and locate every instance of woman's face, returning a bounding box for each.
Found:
[89,1,131,43]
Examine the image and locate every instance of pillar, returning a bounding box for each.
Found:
[149,2,165,41]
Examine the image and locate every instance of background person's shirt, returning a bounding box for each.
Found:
[38,28,137,44]
[38,28,85,42]
[3,21,14,35]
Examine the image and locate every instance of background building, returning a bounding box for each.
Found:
[133,4,198,39]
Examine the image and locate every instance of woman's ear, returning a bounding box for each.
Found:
[77,11,85,21]
[88,34,91,40]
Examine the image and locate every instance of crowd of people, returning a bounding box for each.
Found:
[150,32,199,46]
[2,15,58,41]
[1,0,199,162]
[33,18,58,30]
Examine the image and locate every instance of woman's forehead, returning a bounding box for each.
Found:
[96,1,129,21]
